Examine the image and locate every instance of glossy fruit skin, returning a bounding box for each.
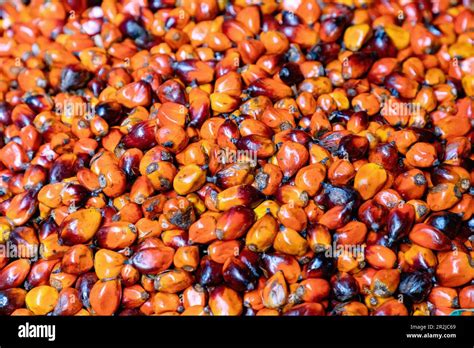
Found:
[131,246,175,275]
[330,272,359,302]
[304,252,335,280]
[216,206,255,240]
[398,272,433,304]
[262,271,288,309]
[222,257,256,292]
[59,208,102,246]
[435,252,472,288]
[428,286,459,309]
[25,286,59,315]
[0,259,31,290]
[96,222,137,250]
[61,245,94,275]
[371,269,400,299]
[25,260,59,290]
[284,303,325,316]
[387,204,416,244]
[409,224,452,251]
[0,288,26,315]
[459,286,474,309]
[75,272,98,310]
[0,0,472,318]
[372,299,408,316]
[209,286,243,316]
[154,269,194,293]
[90,280,122,316]
[53,288,82,316]
[195,256,223,288]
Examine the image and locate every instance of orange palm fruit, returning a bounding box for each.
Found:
[428,287,459,308]
[331,301,369,316]
[335,221,367,246]
[459,286,474,309]
[245,214,279,252]
[116,81,151,108]
[427,183,462,211]
[152,292,181,314]
[216,206,255,240]
[209,285,243,316]
[261,271,288,309]
[276,142,309,179]
[0,259,31,290]
[173,164,207,195]
[393,169,427,200]
[59,208,102,245]
[61,244,94,275]
[49,263,78,291]
[154,269,194,293]
[182,286,207,309]
[131,246,175,275]
[5,190,38,226]
[293,278,330,303]
[354,163,387,200]
[208,240,240,264]
[307,224,332,252]
[273,226,308,256]
[294,164,326,196]
[90,279,122,315]
[216,185,264,211]
[53,288,82,316]
[436,251,473,287]
[409,224,451,251]
[173,246,200,271]
[25,285,59,315]
[405,142,438,168]
[365,245,397,269]
[373,299,408,316]
[283,302,325,316]
[96,222,137,250]
[370,269,400,298]
[94,249,127,280]
[403,245,437,271]
[122,285,149,309]
[189,213,218,245]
